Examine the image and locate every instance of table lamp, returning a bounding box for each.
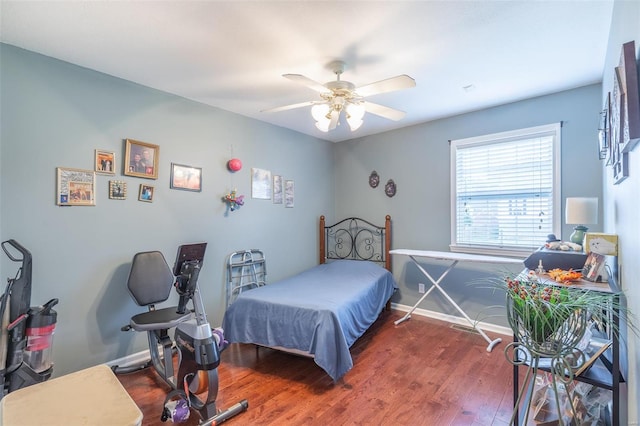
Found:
[565,197,598,245]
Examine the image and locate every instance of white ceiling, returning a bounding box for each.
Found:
[0,1,614,143]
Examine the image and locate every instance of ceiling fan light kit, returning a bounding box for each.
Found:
[264,61,415,133]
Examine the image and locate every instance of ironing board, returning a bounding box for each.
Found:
[390,249,523,352]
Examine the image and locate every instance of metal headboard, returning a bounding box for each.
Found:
[319,215,391,271]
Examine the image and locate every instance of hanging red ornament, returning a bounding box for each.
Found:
[227,158,242,172]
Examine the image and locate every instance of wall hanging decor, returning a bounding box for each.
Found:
[285,180,295,208]
[95,150,115,175]
[227,158,242,172]
[618,40,640,153]
[251,168,272,199]
[222,189,244,212]
[170,163,202,192]
[384,179,396,197]
[139,184,154,202]
[124,139,159,179]
[109,180,127,200]
[597,96,609,161]
[369,171,380,188]
[611,66,630,184]
[56,167,96,206]
[273,175,283,204]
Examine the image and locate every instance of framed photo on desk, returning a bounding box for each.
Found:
[582,252,605,282]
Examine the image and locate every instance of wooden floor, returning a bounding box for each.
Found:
[117,310,515,425]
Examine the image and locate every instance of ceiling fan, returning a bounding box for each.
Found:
[262,61,416,132]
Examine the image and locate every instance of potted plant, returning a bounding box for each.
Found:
[505,276,594,357]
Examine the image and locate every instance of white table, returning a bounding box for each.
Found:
[0,364,143,425]
[390,249,524,352]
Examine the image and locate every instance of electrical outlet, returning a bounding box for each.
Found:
[418,283,425,293]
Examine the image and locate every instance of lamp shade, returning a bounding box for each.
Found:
[565,197,598,225]
[315,119,330,132]
[311,104,330,122]
[346,103,365,120]
[347,117,363,131]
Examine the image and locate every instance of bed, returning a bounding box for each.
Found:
[222,215,397,381]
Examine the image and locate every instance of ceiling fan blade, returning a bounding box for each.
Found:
[356,75,416,97]
[261,101,316,113]
[328,110,340,130]
[362,101,406,121]
[283,74,331,94]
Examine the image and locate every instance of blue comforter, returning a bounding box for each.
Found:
[222,260,397,381]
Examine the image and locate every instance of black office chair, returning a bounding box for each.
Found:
[120,251,193,386]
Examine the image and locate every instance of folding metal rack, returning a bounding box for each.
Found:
[226,249,266,307]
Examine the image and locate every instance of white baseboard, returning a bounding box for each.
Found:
[390,302,512,337]
[106,348,152,369]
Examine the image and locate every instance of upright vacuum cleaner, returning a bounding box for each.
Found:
[1,239,58,399]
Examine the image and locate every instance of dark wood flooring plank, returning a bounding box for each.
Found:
[117,310,513,425]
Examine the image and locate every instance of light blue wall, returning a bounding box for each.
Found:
[334,84,603,326]
[0,44,335,376]
[601,1,640,423]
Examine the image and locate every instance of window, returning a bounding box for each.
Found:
[450,123,561,257]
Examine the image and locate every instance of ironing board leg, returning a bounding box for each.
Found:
[394,259,458,325]
[395,256,502,352]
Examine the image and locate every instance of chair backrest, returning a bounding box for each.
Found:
[127,251,175,306]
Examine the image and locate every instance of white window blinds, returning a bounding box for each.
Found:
[450,124,561,256]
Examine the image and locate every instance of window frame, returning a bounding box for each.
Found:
[450,123,562,257]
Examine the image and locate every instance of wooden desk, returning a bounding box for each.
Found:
[532,271,612,293]
[390,249,524,352]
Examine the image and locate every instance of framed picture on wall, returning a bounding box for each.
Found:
[605,92,614,166]
[598,94,609,161]
[611,67,629,185]
[124,139,159,179]
[139,184,154,202]
[56,167,96,206]
[170,163,202,192]
[251,168,272,199]
[285,180,294,208]
[109,180,127,200]
[618,41,640,153]
[95,150,116,175]
[273,175,283,204]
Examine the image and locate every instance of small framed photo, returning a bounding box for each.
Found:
[285,180,294,208]
[273,175,283,204]
[138,184,154,202]
[582,252,606,282]
[109,180,127,200]
[170,163,202,192]
[124,139,159,179]
[95,150,116,175]
[56,167,96,206]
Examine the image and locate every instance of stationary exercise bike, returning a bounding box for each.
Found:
[116,243,247,424]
